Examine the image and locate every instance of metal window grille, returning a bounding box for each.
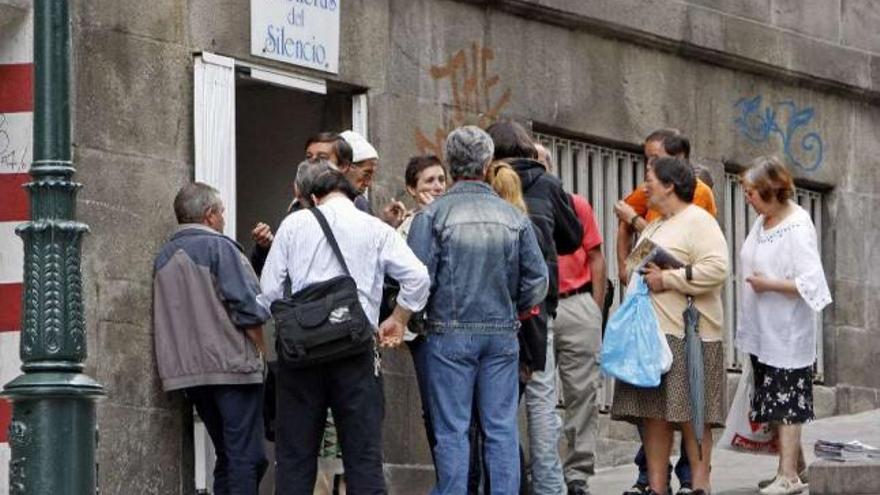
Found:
[534,132,646,411]
[722,173,825,381]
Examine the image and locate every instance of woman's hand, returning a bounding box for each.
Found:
[746,272,799,295]
[642,262,666,292]
[746,273,772,293]
[417,190,438,207]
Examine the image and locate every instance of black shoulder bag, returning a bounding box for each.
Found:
[271,207,374,368]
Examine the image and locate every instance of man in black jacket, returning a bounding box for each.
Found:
[487,121,583,495]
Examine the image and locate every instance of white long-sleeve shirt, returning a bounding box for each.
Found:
[736,203,832,369]
[259,195,430,326]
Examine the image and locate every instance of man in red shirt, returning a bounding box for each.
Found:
[555,190,607,495]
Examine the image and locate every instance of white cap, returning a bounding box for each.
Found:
[340,130,378,163]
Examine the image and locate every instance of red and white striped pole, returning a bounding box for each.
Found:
[0,8,33,490]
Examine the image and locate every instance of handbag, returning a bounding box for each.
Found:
[270,207,374,368]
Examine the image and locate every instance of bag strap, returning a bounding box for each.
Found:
[309,207,352,277]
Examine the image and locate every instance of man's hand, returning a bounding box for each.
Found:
[378,305,412,347]
[642,262,666,292]
[519,362,533,384]
[245,326,267,358]
[251,222,274,248]
[378,317,406,348]
[614,200,638,224]
[380,199,407,228]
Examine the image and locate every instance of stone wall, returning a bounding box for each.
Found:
[60,0,880,492]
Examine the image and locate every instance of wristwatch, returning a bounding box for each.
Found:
[629,214,641,228]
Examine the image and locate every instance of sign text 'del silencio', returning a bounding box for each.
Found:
[251,0,340,74]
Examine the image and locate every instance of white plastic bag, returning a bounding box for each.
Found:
[719,359,779,454]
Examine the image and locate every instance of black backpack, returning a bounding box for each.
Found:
[271,207,374,368]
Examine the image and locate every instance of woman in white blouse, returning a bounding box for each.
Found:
[736,156,832,495]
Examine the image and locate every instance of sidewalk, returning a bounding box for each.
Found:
[589,408,880,495]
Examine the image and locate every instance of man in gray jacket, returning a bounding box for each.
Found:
[153,182,270,495]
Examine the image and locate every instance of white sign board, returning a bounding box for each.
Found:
[251,0,340,74]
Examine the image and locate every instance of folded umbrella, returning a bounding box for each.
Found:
[683,295,705,460]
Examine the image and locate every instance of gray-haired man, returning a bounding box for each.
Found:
[408,126,549,494]
[153,182,270,495]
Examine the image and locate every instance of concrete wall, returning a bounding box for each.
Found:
[53,0,880,492]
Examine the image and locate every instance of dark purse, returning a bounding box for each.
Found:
[270,207,374,368]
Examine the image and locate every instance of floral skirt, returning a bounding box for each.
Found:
[750,355,814,425]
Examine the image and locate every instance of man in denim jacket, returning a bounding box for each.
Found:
[407,126,549,494]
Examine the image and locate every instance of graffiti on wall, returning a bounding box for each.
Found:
[414,42,512,157]
[733,95,825,171]
[0,114,29,173]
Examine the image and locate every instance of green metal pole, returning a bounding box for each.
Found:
[2,1,105,494]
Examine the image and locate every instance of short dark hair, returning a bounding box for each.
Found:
[404,155,444,188]
[308,168,360,201]
[645,128,691,159]
[652,157,696,203]
[304,132,353,166]
[486,120,537,160]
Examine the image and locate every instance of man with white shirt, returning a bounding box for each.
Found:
[259,160,430,494]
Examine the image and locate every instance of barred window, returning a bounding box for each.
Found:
[533,132,645,293]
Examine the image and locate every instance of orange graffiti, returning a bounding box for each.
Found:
[415,42,512,157]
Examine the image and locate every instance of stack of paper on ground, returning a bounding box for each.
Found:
[814,440,880,462]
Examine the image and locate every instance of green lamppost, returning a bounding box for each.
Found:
[2,1,105,493]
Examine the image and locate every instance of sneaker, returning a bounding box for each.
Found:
[758,475,807,495]
[757,470,809,489]
[675,483,695,495]
[568,480,591,495]
[622,483,650,495]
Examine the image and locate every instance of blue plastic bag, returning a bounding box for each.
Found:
[600,275,665,387]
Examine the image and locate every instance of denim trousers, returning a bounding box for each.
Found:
[425,331,521,495]
[524,326,565,494]
[275,350,386,495]
[186,384,268,495]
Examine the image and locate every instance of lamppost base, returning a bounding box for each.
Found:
[2,372,105,495]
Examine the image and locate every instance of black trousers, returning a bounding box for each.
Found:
[186,384,268,495]
[275,350,386,495]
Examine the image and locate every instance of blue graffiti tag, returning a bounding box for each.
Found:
[733,95,824,171]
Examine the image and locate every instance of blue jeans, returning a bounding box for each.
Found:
[186,384,268,495]
[426,332,521,495]
[525,327,565,494]
[634,428,692,486]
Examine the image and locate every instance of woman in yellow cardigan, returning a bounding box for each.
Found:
[612,157,729,495]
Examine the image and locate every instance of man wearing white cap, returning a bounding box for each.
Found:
[339,130,378,194]
[340,130,407,227]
